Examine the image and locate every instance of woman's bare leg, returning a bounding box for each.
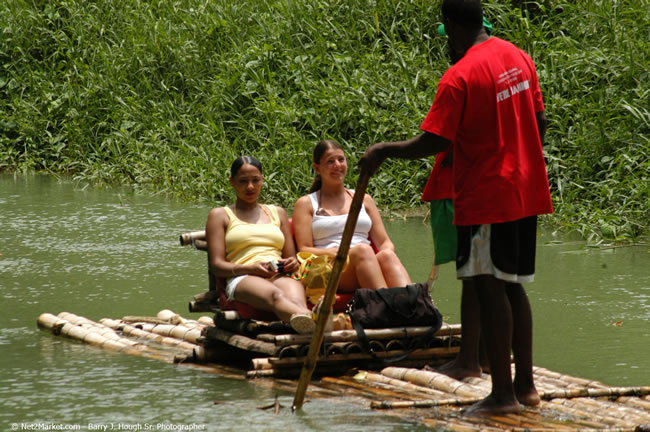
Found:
[234,276,311,322]
[376,249,411,287]
[338,244,387,291]
[273,277,310,309]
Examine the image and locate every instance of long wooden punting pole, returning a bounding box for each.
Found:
[292,170,370,410]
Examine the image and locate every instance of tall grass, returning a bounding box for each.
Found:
[0,0,647,242]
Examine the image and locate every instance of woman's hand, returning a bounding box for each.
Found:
[247,262,277,279]
[278,257,299,274]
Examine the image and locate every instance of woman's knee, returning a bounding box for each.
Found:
[349,243,376,261]
[268,286,289,304]
[274,278,307,299]
[376,249,399,267]
[237,278,284,305]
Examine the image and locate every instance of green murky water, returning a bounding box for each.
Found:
[1,173,648,431]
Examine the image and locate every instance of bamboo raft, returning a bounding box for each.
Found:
[179,228,463,375]
[37,309,650,431]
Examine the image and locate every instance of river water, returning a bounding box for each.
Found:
[1,173,648,431]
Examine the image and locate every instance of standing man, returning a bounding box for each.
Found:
[359,0,552,415]
[422,16,493,382]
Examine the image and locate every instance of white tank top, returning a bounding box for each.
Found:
[309,191,372,249]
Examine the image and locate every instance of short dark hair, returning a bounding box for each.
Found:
[230,156,263,177]
[441,0,484,31]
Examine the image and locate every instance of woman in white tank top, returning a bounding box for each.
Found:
[293,140,411,292]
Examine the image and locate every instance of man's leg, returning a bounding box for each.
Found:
[434,280,482,379]
[506,282,540,406]
[432,203,484,379]
[465,274,521,415]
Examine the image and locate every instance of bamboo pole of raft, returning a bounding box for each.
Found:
[321,376,426,401]
[193,239,208,251]
[37,313,175,361]
[533,365,608,388]
[256,323,461,346]
[618,396,650,411]
[256,346,459,372]
[565,395,650,422]
[99,318,201,358]
[548,399,644,429]
[202,327,279,356]
[156,309,211,329]
[53,312,145,348]
[293,170,370,411]
[370,385,650,410]
[38,313,129,352]
[197,315,215,326]
[39,314,238,370]
[157,309,191,325]
[382,366,487,398]
[141,322,203,344]
[179,230,206,246]
[354,371,450,398]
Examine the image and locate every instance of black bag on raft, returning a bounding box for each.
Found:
[347,282,443,361]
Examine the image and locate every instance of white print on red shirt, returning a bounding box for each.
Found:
[498,67,522,84]
[496,67,531,103]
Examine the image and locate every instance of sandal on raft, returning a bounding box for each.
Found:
[310,297,334,332]
[290,314,316,334]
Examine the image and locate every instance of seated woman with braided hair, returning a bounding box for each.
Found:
[205,156,315,334]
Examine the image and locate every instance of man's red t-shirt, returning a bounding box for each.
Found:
[421,149,453,201]
[420,37,553,225]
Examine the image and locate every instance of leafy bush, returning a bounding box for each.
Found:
[0,0,647,241]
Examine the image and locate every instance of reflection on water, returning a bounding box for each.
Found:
[1,173,648,430]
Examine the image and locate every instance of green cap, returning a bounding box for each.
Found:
[437,16,493,36]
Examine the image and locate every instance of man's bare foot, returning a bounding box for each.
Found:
[425,358,482,381]
[515,384,540,406]
[461,394,522,416]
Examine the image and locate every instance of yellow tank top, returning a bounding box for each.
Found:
[224,205,284,266]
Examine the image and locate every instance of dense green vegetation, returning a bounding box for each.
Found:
[1,0,647,242]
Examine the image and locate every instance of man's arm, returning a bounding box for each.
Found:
[536,111,547,146]
[359,132,451,175]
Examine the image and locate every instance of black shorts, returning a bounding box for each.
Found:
[456,215,538,282]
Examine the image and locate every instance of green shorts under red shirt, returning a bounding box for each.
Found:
[422,149,456,265]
